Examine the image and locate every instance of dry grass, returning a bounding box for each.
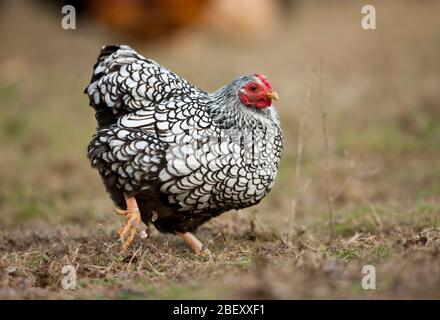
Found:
[0,0,439,299]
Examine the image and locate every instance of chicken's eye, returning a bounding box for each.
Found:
[249,85,258,92]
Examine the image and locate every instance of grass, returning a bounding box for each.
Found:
[338,121,440,154]
[0,0,439,299]
[238,256,253,269]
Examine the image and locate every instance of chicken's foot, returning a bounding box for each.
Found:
[177,232,210,256]
[116,194,141,251]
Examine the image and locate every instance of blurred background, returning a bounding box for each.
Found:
[0,0,439,299]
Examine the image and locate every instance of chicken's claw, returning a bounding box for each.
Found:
[116,194,141,251]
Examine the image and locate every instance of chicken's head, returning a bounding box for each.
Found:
[238,74,279,109]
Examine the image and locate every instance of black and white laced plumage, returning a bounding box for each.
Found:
[86,45,283,253]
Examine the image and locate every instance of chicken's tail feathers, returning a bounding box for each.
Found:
[85,44,197,130]
[99,44,122,59]
[85,45,121,91]
[89,45,122,81]
[85,45,143,129]
[89,45,145,81]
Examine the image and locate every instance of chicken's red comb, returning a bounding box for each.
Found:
[255,74,272,90]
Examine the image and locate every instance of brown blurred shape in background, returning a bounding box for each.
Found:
[39,0,292,42]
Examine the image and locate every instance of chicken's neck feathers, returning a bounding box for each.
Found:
[207,85,277,131]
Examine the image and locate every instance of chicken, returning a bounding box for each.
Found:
[86,45,283,255]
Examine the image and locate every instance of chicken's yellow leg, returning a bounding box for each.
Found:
[116,194,141,251]
[177,232,210,256]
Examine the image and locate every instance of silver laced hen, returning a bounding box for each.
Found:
[86,45,283,254]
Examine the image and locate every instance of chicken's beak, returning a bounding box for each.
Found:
[266,91,279,101]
